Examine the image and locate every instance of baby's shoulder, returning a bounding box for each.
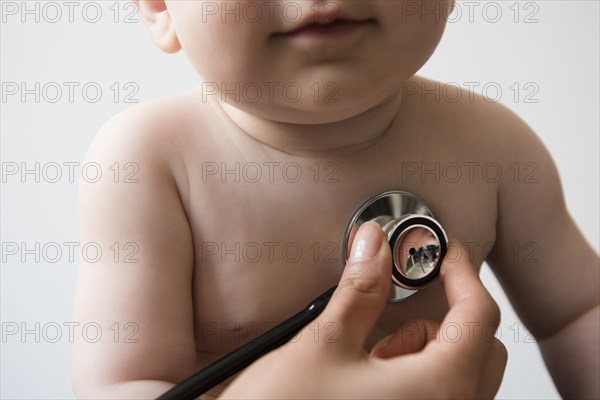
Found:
[82,91,218,201]
[89,91,213,159]
[406,76,547,162]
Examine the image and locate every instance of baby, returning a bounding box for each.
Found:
[72,0,599,398]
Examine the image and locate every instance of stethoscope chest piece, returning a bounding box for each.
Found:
[343,191,448,302]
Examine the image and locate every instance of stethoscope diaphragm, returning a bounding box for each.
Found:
[343,191,448,301]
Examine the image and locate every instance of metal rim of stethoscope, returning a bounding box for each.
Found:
[342,191,448,302]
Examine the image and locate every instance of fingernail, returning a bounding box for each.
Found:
[350,222,382,261]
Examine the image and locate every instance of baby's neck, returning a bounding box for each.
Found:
[216,91,403,157]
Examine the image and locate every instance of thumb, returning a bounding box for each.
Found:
[316,221,391,352]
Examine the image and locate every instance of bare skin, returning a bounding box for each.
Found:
[221,226,507,399]
[72,1,599,398]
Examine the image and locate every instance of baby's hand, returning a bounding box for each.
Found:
[220,222,507,399]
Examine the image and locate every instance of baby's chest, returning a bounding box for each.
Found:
[186,173,498,353]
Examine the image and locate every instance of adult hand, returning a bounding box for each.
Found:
[220,221,507,399]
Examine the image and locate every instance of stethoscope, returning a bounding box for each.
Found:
[158,191,448,400]
[343,190,448,301]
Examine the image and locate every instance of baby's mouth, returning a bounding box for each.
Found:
[271,18,377,48]
[276,18,376,38]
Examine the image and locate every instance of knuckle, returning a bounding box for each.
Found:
[441,256,461,277]
[482,297,502,325]
[493,339,509,365]
[337,264,381,296]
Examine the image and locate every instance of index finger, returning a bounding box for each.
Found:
[426,240,501,367]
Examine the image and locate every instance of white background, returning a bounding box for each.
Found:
[1,1,598,398]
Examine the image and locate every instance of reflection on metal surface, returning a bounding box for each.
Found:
[343,191,448,302]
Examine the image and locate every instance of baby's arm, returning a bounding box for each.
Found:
[487,108,599,398]
[71,106,197,398]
